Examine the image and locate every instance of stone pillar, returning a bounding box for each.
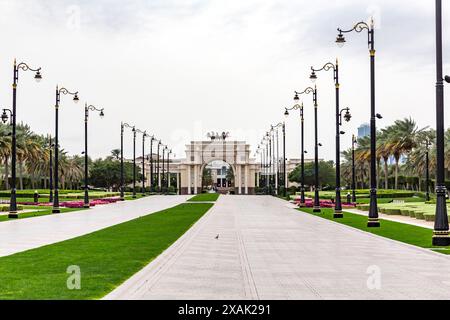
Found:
[245,165,249,195]
[187,165,191,195]
[194,165,198,195]
[238,165,242,195]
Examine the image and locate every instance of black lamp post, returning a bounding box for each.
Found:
[162,145,166,192]
[294,87,320,212]
[157,140,162,191]
[120,122,134,200]
[135,129,147,196]
[167,149,172,191]
[310,60,352,218]
[2,60,42,218]
[150,136,155,192]
[337,18,380,227]
[131,128,139,199]
[53,86,80,214]
[351,134,357,203]
[83,104,104,208]
[424,139,431,202]
[271,123,286,197]
[285,102,305,204]
[433,0,450,246]
[48,135,54,203]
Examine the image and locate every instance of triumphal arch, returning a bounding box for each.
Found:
[178,132,258,195]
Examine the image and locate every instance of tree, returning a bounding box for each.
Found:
[111,149,120,160]
[289,160,336,189]
[89,158,141,190]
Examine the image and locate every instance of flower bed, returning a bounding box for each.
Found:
[294,198,356,209]
[17,198,120,208]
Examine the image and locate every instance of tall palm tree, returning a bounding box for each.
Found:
[384,118,427,189]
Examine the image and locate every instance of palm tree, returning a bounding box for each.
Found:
[384,118,427,189]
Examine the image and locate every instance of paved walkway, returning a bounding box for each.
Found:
[106,195,450,300]
[0,195,189,258]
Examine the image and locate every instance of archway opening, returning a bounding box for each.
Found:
[202,160,234,194]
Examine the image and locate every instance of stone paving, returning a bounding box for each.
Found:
[106,195,450,300]
[0,195,189,258]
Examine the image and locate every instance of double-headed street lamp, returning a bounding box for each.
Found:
[53,86,80,214]
[120,122,134,201]
[351,134,357,203]
[285,102,305,204]
[337,18,380,227]
[433,0,450,246]
[294,86,321,213]
[310,60,352,218]
[2,60,42,218]
[82,104,104,208]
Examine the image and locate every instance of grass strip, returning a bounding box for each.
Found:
[299,208,450,255]
[0,207,85,223]
[0,202,213,300]
[188,193,220,202]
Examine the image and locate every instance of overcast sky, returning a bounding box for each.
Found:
[0,0,449,161]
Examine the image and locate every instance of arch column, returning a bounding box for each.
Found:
[187,165,191,195]
[245,165,249,195]
[194,165,199,194]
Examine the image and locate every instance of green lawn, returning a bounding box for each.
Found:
[0,203,213,300]
[299,208,450,255]
[355,197,425,204]
[0,206,85,222]
[188,193,220,202]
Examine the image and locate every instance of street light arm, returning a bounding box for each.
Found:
[337,21,370,34]
[295,87,314,96]
[311,62,336,73]
[17,62,41,73]
[59,87,78,96]
[86,105,104,113]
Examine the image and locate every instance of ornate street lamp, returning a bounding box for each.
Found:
[135,130,147,196]
[134,129,146,198]
[433,0,450,246]
[351,134,357,203]
[271,123,286,197]
[294,87,320,213]
[3,60,42,218]
[285,102,305,204]
[82,104,104,208]
[337,18,380,227]
[149,135,156,192]
[53,86,79,214]
[157,140,162,191]
[120,122,134,200]
[310,60,351,218]
[167,148,172,191]
[48,135,54,203]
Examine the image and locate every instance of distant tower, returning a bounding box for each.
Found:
[358,123,370,138]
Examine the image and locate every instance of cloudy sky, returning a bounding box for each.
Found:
[0,0,448,161]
